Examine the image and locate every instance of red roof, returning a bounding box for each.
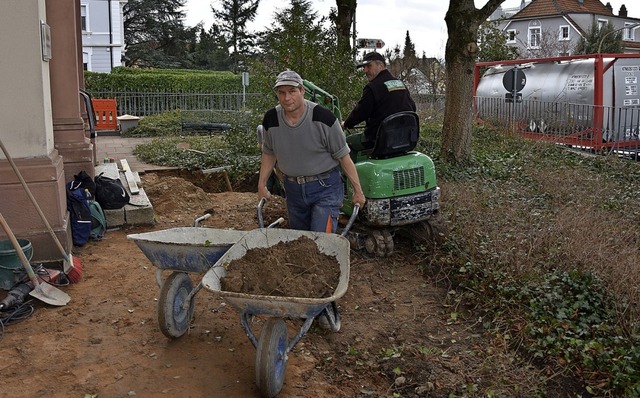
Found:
[513,0,614,19]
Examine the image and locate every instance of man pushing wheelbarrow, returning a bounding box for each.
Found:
[257,69,366,233]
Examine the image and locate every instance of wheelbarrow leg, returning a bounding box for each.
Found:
[317,301,341,332]
[183,280,203,310]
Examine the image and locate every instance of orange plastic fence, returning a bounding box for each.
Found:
[92,98,118,131]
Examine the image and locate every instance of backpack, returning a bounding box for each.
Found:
[66,183,92,246]
[94,173,130,209]
[88,200,107,240]
[73,170,96,199]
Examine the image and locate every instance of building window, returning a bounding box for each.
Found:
[559,26,570,41]
[506,29,517,43]
[598,19,608,30]
[624,23,636,40]
[80,5,87,32]
[529,27,541,48]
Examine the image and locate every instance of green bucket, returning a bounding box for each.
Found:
[0,239,32,290]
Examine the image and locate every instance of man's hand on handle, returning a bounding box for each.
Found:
[258,185,271,202]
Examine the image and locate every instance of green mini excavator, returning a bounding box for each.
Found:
[302,80,445,256]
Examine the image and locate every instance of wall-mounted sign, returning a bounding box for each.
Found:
[40,21,51,62]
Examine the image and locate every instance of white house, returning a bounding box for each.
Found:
[80,0,127,72]
[492,0,640,57]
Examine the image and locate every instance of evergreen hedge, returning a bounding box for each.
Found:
[84,67,243,93]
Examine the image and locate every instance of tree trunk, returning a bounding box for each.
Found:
[441,0,505,165]
[335,0,356,50]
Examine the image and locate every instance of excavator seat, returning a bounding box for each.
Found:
[370,111,419,159]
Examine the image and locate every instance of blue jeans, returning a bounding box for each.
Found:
[283,168,343,233]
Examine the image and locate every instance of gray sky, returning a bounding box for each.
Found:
[184,0,640,58]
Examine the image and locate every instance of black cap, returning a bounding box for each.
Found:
[357,52,385,68]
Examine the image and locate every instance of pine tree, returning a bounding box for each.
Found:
[251,0,357,112]
[191,26,234,70]
[123,0,195,68]
[403,31,416,61]
[575,21,623,54]
[212,0,260,71]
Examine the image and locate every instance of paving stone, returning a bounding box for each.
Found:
[125,187,154,225]
[105,208,125,228]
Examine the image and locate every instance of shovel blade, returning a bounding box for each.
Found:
[29,283,71,306]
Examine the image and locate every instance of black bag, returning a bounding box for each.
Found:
[66,182,92,246]
[72,170,96,199]
[94,173,130,209]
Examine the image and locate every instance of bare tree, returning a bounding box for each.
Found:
[418,55,446,95]
[518,27,574,59]
[441,0,505,165]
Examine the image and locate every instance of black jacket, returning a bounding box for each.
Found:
[344,69,416,142]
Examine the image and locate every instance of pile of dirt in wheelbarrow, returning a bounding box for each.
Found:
[221,236,340,298]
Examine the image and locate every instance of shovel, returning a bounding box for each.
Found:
[0,211,70,306]
[0,137,78,275]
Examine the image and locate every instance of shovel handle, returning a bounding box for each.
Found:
[0,138,69,262]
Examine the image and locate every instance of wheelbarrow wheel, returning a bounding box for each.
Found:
[158,272,195,339]
[255,318,288,398]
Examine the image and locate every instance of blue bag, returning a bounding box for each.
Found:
[66,182,92,246]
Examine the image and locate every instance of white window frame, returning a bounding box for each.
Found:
[528,27,541,48]
[506,29,517,44]
[559,25,570,41]
[80,4,89,33]
[598,19,608,31]
[624,23,636,41]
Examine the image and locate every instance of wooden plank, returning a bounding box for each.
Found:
[202,166,233,192]
[120,159,140,195]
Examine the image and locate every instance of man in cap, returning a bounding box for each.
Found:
[342,51,417,150]
[258,70,366,233]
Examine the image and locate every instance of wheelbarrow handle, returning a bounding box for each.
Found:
[257,198,267,228]
[257,198,285,229]
[340,204,359,237]
[258,200,359,234]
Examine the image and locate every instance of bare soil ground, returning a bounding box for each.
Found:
[0,171,565,398]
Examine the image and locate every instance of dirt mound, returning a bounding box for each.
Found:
[141,173,287,229]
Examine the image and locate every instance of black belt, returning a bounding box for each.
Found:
[286,168,337,184]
